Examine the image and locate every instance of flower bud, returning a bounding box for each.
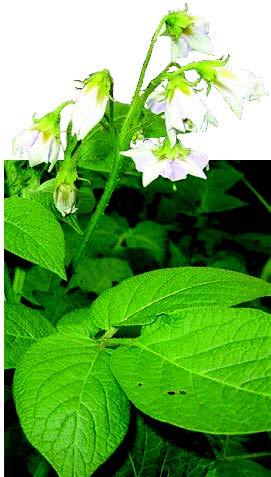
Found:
[53,182,78,217]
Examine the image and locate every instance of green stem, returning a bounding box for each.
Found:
[133,16,168,102]
[69,17,168,274]
[119,16,168,150]
[12,267,26,303]
[243,178,271,214]
[71,127,120,272]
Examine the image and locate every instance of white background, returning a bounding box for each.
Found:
[1,0,270,162]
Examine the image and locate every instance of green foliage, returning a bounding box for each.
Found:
[13,330,130,477]
[68,257,133,294]
[111,307,271,434]
[126,220,167,265]
[89,267,271,329]
[110,413,213,477]
[4,101,271,476]
[199,162,247,213]
[4,302,55,369]
[4,197,66,279]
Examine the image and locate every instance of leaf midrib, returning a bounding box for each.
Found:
[119,279,230,324]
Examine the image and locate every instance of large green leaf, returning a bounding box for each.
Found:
[90,267,271,329]
[4,303,55,369]
[4,197,66,279]
[111,307,271,434]
[13,330,130,477]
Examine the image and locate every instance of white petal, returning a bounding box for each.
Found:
[214,68,266,118]
[13,127,39,154]
[72,85,107,139]
[142,163,162,187]
[183,25,214,55]
[171,37,189,60]
[167,88,208,133]
[27,134,53,167]
[161,160,188,181]
[180,155,207,179]
[146,91,166,114]
[48,139,60,171]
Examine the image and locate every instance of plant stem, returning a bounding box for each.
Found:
[133,16,167,102]
[69,17,167,274]
[71,127,120,272]
[12,267,26,303]
[243,178,271,214]
[119,16,168,149]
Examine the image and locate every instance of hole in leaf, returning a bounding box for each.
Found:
[167,390,187,396]
[137,382,143,387]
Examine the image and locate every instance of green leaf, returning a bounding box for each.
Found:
[57,307,99,337]
[112,413,213,477]
[208,458,271,477]
[22,265,61,306]
[90,267,271,329]
[126,221,167,265]
[74,127,114,173]
[111,307,271,434]
[4,197,66,279]
[13,331,130,477]
[68,257,133,294]
[199,163,246,213]
[4,303,55,369]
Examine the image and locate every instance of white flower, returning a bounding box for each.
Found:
[121,139,209,187]
[211,67,266,118]
[72,69,112,140]
[164,11,214,60]
[12,127,60,171]
[146,80,217,147]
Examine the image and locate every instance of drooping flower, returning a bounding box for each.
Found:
[53,182,78,217]
[196,62,267,118]
[146,77,217,147]
[12,101,72,171]
[163,8,214,60]
[121,138,208,187]
[72,69,112,140]
[13,127,60,171]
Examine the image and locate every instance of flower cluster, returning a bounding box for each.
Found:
[12,5,267,204]
[12,70,112,170]
[122,8,266,187]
